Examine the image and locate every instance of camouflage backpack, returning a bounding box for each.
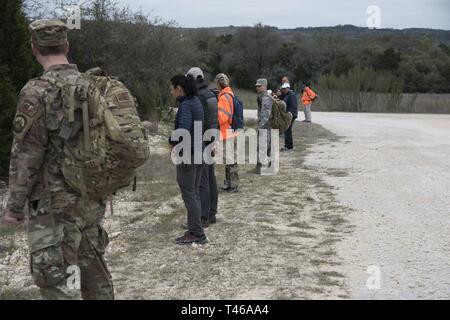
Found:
[269,96,293,132]
[40,69,149,200]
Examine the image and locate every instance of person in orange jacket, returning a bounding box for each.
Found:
[214,73,239,192]
[301,83,317,122]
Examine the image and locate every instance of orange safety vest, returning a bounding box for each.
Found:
[217,86,237,140]
[301,86,316,106]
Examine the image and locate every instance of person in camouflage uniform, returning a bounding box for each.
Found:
[249,78,273,174]
[2,19,114,300]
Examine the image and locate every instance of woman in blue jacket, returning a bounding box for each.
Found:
[169,74,206,244]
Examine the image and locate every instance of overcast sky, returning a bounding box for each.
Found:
[115,0,450,30]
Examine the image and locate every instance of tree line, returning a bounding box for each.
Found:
[1,0,450,176]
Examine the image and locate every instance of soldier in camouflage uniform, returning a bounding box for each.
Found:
[249,78,273,174]
[2,19,114,300]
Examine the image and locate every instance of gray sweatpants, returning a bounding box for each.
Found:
[303,104,312,122]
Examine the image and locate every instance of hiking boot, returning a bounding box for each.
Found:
[201,216,210,228]
[175,232,208,245]
[225,187,239,193]
[281,147,294,153]
[209,215,216,224]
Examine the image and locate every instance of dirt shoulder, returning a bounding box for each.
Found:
[0,121,354,299]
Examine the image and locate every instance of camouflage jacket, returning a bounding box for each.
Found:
[257,91,273,130]
[7,64,80,219]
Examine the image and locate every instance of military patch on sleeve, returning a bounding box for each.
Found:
[17,103,38,117]
[13,102,44,140]
[13,115,27,133]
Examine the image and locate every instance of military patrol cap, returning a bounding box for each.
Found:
[29,19,68,47]
[255,78,268,87]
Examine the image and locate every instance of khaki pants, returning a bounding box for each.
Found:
[303,104,312,122]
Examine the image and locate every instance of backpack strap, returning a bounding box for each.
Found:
[222,93,234,125]
[197,93,210,132]
[77,77,91,152]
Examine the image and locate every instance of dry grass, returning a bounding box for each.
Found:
[236,88,450,114]
[0,120,356,299]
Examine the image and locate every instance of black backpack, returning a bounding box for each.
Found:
[198,89,218,132]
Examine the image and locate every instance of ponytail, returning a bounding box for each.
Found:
[170,74,197,97]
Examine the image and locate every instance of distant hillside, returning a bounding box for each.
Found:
[179,24,450,43]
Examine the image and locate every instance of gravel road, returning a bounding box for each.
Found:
[302,112,450,299]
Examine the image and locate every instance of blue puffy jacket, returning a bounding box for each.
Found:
[169,95,204,159]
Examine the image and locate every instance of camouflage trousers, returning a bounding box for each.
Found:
[256,128,272,171]
[221,139,239,189]
[303,104,312,122]
[28,195,114,300]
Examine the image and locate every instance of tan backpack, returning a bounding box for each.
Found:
[40,70,149,200]
[269,96,293,132]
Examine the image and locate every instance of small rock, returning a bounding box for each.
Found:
[109,232,122,239]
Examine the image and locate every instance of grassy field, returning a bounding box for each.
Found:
[234,88,259,110]
[234,88,450,114]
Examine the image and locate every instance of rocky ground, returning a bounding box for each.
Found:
[0,121,354,299]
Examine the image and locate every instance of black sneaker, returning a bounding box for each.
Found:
[209,215,216,224]
[201,216,209,228]
[175,232,208,245]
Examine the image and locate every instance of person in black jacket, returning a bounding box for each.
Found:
[169,74,207,245]
[187,67,219,227]
[280,82,298,151]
